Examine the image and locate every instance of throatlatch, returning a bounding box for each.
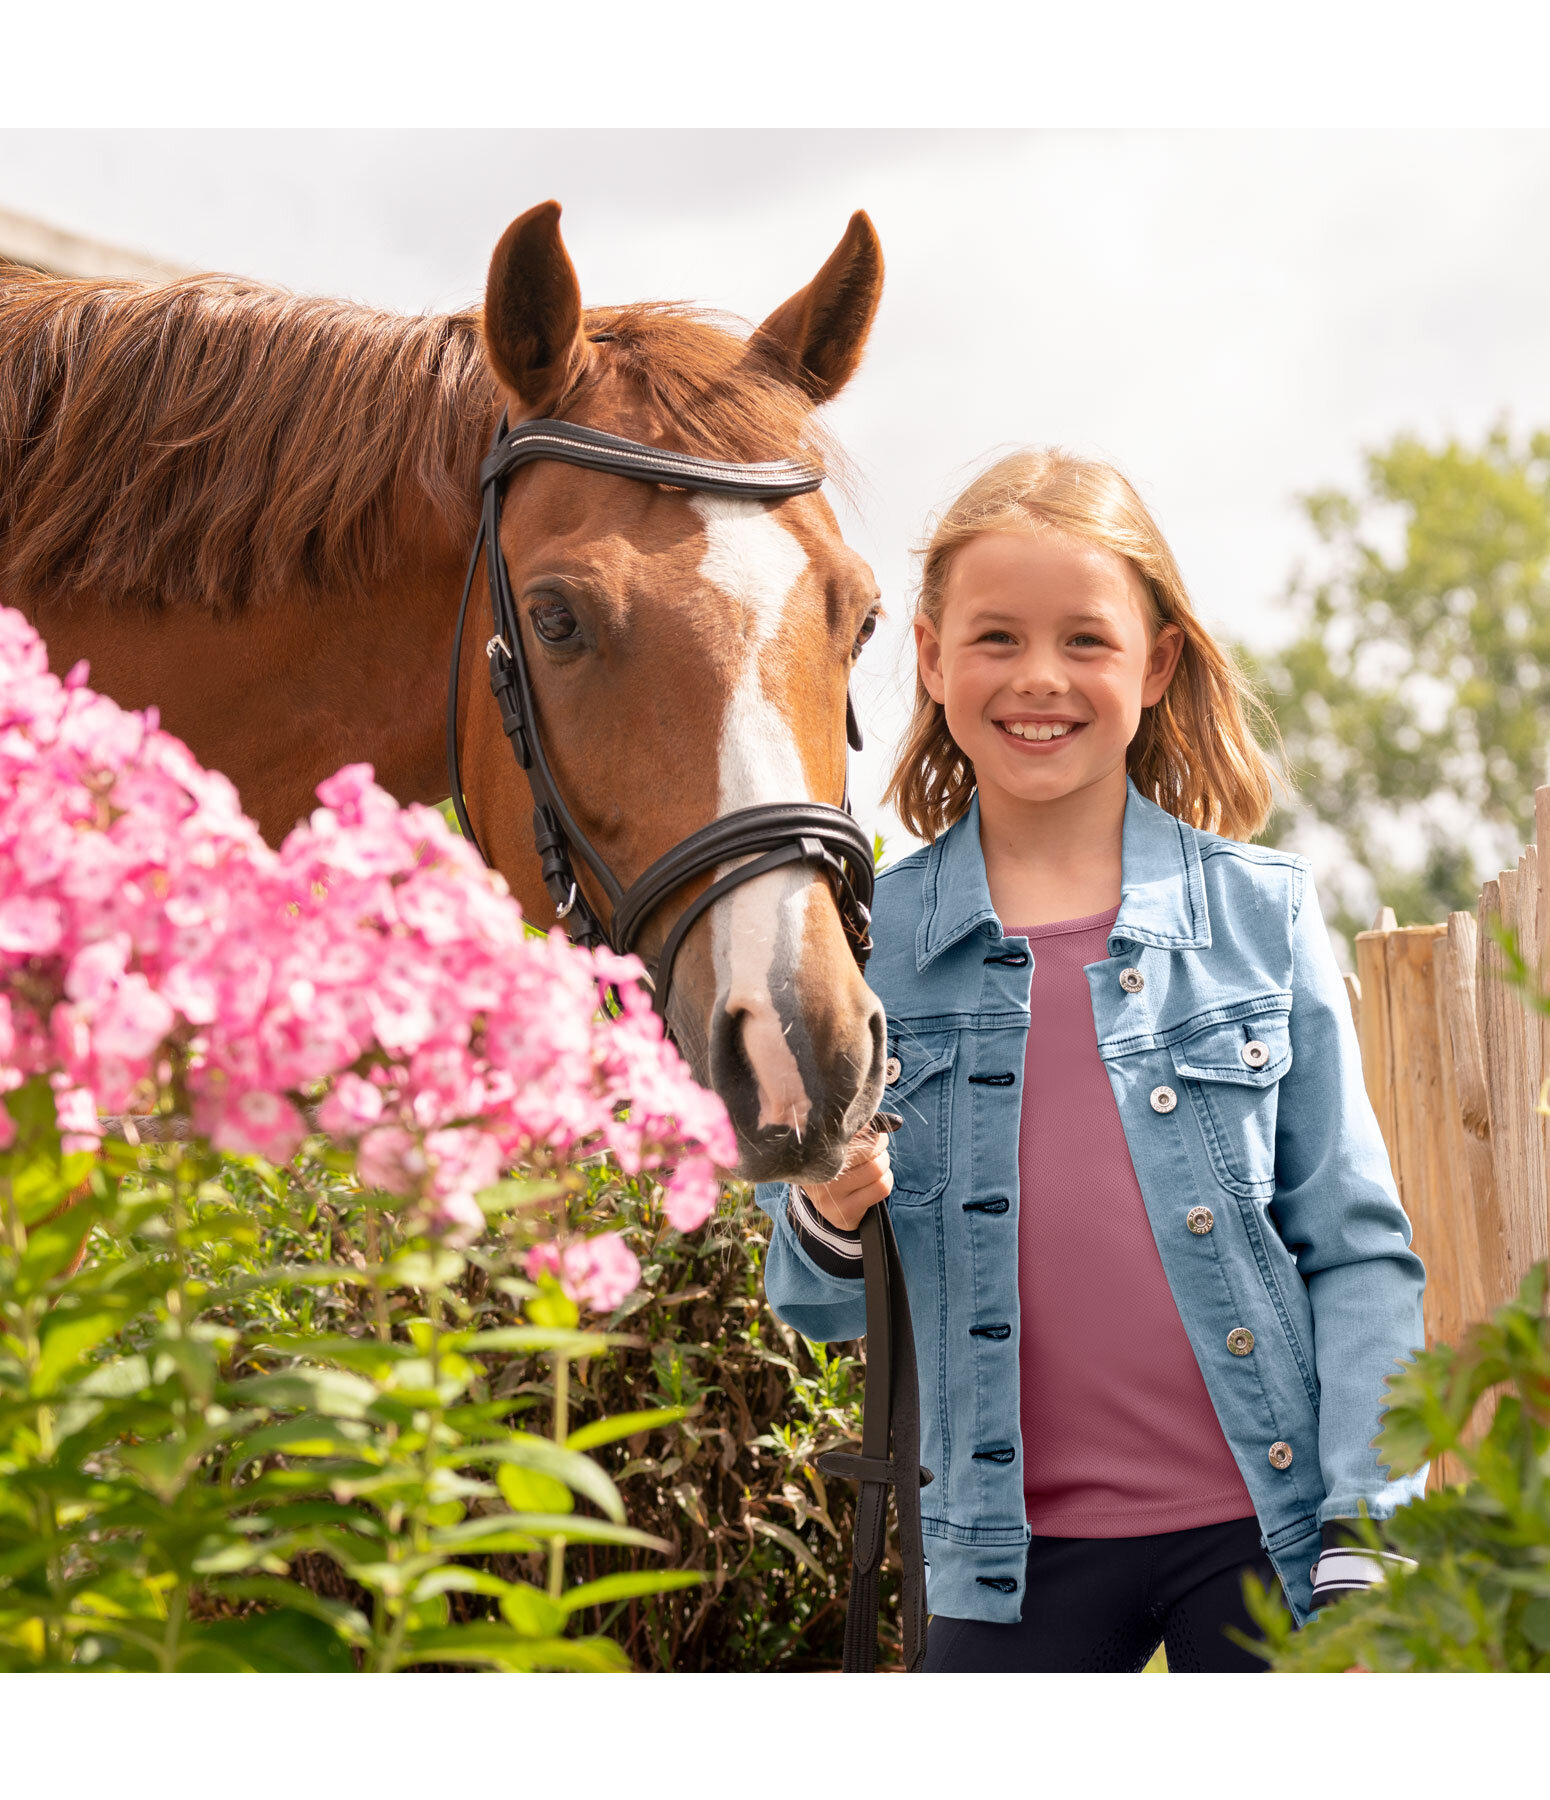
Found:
[445,407,925,1671]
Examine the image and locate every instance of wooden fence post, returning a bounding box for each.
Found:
[1439,911,1509,1311]
[1476,874,1550,1293]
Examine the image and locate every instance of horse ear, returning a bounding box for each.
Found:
[483,200,588,412]
[751,211,884,404]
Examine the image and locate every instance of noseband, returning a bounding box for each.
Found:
[445,414,875,1018]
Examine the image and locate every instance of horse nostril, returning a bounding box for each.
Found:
[727,997,812,1136]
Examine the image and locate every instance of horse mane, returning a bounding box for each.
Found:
[0,268,839,615]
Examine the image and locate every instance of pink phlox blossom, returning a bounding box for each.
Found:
[0,605,732,1233]
[525,1232,641,1314]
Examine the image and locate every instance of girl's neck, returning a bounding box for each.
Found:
[976,761,1128,931]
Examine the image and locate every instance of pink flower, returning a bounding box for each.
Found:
[662,1156,722,1234]
[0,604,733,1252]
[210,1089,308,1164]
[316,1071,383,1135]
[0,895,64,956]
[525,1234,641,1314]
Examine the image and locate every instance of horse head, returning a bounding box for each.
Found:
[455,201,888,1184]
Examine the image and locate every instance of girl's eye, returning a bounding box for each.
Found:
[1069,632,1105,647]
[852,608,880,660]
[530,599,580,645]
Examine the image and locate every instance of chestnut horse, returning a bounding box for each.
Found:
[0,202,888,1183]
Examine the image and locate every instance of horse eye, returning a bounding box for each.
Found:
[530,599,580,645]
[852,608,880,660]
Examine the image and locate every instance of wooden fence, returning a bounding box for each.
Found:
[1344,786,1550,1375]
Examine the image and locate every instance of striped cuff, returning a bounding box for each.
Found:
[786,1186,865,1280]
[1310,1521,1416,1609]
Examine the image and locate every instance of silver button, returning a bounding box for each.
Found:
[1119,968,1145,993]
[1149,1085,1177,1114]
[1268,1441,1293,1470]
[884,1055,902,1085]
[1241,1040,1270,1069]
[1186,1206,1214,1235]
[1227,1327,1255,1356]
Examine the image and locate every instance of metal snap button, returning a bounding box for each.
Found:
[1227,1327,1255,1356]
[1186,1206,1214,1235]
[1268,1440,1293,1470]
[1119,968,1145,993]
[1149,1085,1177,1114]
[1241,1040,1270,1069]
[884,1055,902,1085]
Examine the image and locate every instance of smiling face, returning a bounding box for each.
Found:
[916,527,1183,815]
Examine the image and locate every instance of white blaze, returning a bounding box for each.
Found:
[691,492,815,1134]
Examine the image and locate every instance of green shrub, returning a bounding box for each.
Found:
[0,1078,696,1672]
[1247,1262,1550,1671]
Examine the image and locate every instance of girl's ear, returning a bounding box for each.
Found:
[916,613,947,705]
[1142,622,1185,707]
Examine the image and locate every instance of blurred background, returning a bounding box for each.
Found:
[6,127,1550,959]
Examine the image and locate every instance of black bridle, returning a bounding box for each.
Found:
[444,406,927,1674]
[445,412,876,1019]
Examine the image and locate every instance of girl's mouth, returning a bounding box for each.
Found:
[994,719,1088,751]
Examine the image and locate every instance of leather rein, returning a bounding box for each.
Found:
[443,406,927,1674]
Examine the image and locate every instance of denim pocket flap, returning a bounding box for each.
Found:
[1170,1009,1292,1087]
[883,1033,957,1204]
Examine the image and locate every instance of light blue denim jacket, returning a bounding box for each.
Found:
[755,779,1427,1626]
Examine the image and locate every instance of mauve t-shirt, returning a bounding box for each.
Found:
[1009,904,1255,1537]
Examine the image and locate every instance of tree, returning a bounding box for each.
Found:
[1252,425,1550,951]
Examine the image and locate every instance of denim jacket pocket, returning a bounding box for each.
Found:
[883,1032,957,1205]
[1169,1005,1292,1196]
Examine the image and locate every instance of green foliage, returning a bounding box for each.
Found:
[1254,424,1550,944]
[0,1078,694,1672]
[531,1174,887,1671]
[1245,1262,1550,1671]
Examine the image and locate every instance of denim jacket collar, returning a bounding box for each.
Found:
[915,776,1211,971]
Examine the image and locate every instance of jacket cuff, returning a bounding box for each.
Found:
[786,1186,865,1280]
[1310,1520,1417,1609]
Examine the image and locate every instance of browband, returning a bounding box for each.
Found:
[480,418,825,499]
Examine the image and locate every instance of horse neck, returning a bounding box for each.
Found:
[19,530,472,850]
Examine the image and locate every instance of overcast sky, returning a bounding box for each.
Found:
[6,128,1550,878]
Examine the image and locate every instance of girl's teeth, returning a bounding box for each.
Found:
[1005,722,1073,741]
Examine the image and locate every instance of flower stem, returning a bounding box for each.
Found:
[548,1351,570,1600]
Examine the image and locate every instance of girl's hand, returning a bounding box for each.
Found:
[802,1126,894,1232]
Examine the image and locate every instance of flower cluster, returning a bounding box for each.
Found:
[0,607,734,1254]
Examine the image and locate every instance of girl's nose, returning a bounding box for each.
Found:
[1010,648,1070,694]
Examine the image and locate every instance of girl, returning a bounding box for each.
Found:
[755,450,1425,1673]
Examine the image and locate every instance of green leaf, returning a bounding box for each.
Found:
[191,1608,356,1673]
[225,1367,377,1419]
[119,1438,192,1503]
[496,1464,572,1515]
[748,1517,827,1579]
[474,1179,564,1216]
[410,1566,510,1604]
[525,1279,580,1330]
[395,1626,629,1672]
[499,1583,565,1637]
[430,1513,670,1554]
[1522,1598,1550,1653]
[477,1437,624,1522]
[230,1416,373,1465]
[565,1406,689,1453]
[33,1310,125,1394]
[559,1569,704,1614]
[15,1198,105,1293]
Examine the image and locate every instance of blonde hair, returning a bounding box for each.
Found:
[883,448,1285,842]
